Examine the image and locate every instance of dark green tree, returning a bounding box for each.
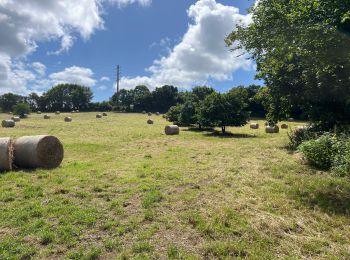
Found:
[0,93,24,112]
[152,85,178,113]
[13,103,31,117]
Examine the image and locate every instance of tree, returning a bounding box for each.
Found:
[43,84,93,111]
[199,92,249,133]
[166,105,182,123]
[152,85,178,113]
[226,0,350,129]
[192,86,215,102]
[13,103,31,117]
[0,93,24,112]
[133,85,152,112]
[111,89,134,111]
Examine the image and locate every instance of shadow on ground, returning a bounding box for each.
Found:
[183,128,256,139]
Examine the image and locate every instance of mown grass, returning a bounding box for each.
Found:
[0,112,349,259]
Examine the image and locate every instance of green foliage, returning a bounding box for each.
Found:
[287,126,323,151]
[166,105,182,123]
[332,138,350,176]
[12,103,31,117]
[0,93,24,112]
[299,135,337,170]
[199,92,249,133]
[227,0,350,129]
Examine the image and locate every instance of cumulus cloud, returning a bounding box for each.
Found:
[100,76,111,82]
[120,0,253,90]
[49,66,96,87]
[32,62,46,76]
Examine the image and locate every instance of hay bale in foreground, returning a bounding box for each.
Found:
[102,112,107,116]
[0,137,13,171]
[14,135,64,169]
[11,116,20,122]
[165,125,179,135]
[64,117,72,122]
[265,125,279,133]
[147,119,154,124]
[44,114,50,119]
[96,114,102,118]
[281,123,289,129]
[2,120,15,128]
[55,111,60,115]
[250,123,259,129]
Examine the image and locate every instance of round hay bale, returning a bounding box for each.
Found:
[281,123,289,129]
[8,112,13,115]
[147,119,154,124]
[96,114,102,118]
[55,111,60,115]
[64,117,72,122]
[250,123,259,129]
[156,112,160,116]
[165,125,179,135]
[71,110,76,113]
[20,114,28,119]
[11,116,20,122]
[142,111,146,114]
[0,137,13,171]
[75,110,79,113]
[288,118,294,122]
[265,125,279,133]
[102,112,107,116]
[44,114,50,119]
[37,111,42,114]
[14,135,64,169]
[2,120,15,128]
[148,112,152,116]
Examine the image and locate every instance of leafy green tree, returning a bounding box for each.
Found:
[166,105,182,123]
[133,85,152,112]
[0,93,24,112]
[152,85,178,113]
[226,0,350,129]
[192,86,215,102]
[199,92,249,133]
[13,103,31,117]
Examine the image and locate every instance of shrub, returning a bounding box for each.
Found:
[299,134,337,170]
[332,138,350,177]
[287,126,323,150]
[12,103,30,117]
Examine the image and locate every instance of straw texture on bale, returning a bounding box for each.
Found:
[0,137,13,171]
[2,120,15,128]
[44,115,50,119]
[281,123,289,129]
[96,114,102,118]
[64,117,72,122]
[265,125,279,133]
[14,135,64,169]
[11,116,20,122]
[250,123,259,129]
[102,112,107,116]
[147,119,154,124]
[165,125,180,135]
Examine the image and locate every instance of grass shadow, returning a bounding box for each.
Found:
[203,130,256,139]
[182,127,214,132]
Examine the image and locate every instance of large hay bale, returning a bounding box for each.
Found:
[250,123,259,129]
[14,135,64,169]
[165,125,179,135]
[96,114,102,118]
[0,137,13,171]
[265,125,279,133]
[148,112,152,116]
[11,116,20,122]
[281,123,289,129]
[44,114,50,119]
[64,117,72,122]
[2,120,15,128]
[147,119,154,124]
[55,111,60,115]
[102,112,107,116]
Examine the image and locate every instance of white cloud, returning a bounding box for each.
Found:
[49,66,96,87]
[120,0,252,90]
[100,76,111,82]
[32,62,46,76]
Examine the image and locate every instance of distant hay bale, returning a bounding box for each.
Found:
[281,123,289,129]
[8,112,13,115]
[165,125,179,135]
[0,137,13,171]
[64,117,72,122]
[250,123,259,129]
[75,110,79,113]
[14,135,64,169]
[37,111,42,114]
[162,114,166,118]
[288,118,294,122]
[148,112,152,116]
[142,111,146,114]
[72,110,76,113]
[55,111,60,115]
[96,114,102,118]
[265,125,279,133]
[11,116,20,122]
[102,112,107,116]
[147,119,154,124]
[20,114,28,119]
[2,120,15,128]
[44,114,50,119]
[156,112,160,116]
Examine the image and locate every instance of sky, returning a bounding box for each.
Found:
[0,0,261,101]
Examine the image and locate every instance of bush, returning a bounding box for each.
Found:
[299,134,337,170]
[332,138,350,177]
[166,105,182,123]
[287,125,324,150]
[12,103,31,117]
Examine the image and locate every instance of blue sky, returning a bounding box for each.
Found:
[0,0,261,101]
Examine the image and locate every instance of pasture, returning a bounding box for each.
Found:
[0,113,349,259]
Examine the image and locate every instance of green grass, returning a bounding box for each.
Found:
[0,112,349,259]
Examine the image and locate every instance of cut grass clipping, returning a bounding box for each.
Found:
[164,125,179,135]
[2,120,15,128]
[14,135,64,169]
[0,137,13,171]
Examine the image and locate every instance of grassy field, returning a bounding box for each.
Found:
[0,112,349,259]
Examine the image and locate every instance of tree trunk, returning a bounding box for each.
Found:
[222,126,226,134]
[198,123,202,130]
